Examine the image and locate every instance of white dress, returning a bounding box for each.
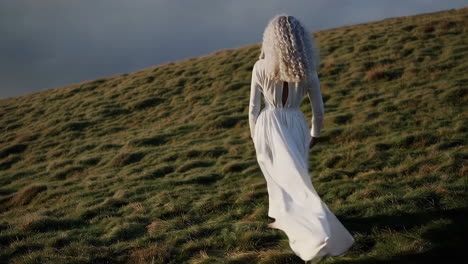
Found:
[249,59,354,262]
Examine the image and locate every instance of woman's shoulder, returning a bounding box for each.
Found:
[253,59,265,80]
[253,59,266,74]
[254,59,265,67]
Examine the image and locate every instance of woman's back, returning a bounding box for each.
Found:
[253,59,307,109]
[250,58,325,138]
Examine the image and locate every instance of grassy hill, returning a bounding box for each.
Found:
[0,7,467,264]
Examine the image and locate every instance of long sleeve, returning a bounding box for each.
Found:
[249,62,262,140]
[307,71,325,137]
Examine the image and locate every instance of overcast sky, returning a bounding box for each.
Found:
[0,1,466,99]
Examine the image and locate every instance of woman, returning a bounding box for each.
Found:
[249,14,354,263]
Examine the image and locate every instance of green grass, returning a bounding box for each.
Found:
[0,7,467,264]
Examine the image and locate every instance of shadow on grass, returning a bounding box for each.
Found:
[337,207,467,263]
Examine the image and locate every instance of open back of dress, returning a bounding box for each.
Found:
[248,59,355,262]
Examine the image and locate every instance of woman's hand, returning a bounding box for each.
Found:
[309,137,318,149]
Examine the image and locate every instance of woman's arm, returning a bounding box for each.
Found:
[249,62,262,140]
[307,70,325,138]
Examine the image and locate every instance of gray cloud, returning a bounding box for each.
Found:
[0,0,466,98]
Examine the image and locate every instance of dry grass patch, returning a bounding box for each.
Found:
[10,183,47,206]
[147,218,171,234]
[128,243,172,264]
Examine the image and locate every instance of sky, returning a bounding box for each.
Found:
[0,0,466,99]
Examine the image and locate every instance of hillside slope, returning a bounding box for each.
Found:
[0,7,467,264]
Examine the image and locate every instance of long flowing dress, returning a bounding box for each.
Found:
[248,59,354,262]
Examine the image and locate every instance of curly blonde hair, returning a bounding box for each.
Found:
[259,14,320,83]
